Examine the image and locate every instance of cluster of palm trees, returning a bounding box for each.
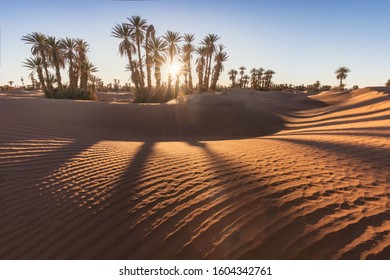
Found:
[228,67,275,91]
[21,32,98,95]
[112,15,228,101]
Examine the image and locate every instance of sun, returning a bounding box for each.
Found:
[169,63,181,77]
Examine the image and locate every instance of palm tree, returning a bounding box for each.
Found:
[45,73,57,90]
[144,25,155,92]
[264,69,275,90]
[313,80,321,91]
[127,16,148,88]
[195,46,207,92]
[21,77,25,87]
[21,32,49,88]
[46,36,64,89]
[250,68,258,89]
[201,34,220,90]
[239,66,246,88]
[75,39,90,90]
[386,79,390,87]
[59,37,77,89]
[335,66,350,90]
[23,56,46,91]
[111,23,139,90]
[80,60,98,91]
[210,44,228,91]
[257,68,264,89]
[148,37,167,88]
[163,30,182,89]
[242,75,250,89]
[182,33,195,90]
[228,69,238,87]
[89,75,100,93]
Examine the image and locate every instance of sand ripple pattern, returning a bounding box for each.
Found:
[0,89,389,259]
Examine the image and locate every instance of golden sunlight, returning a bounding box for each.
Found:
[169,63,180,77]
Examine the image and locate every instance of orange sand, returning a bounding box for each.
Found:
[0,88,389,259]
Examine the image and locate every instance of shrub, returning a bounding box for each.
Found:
[134,86,175,103]
[45,87,96,100]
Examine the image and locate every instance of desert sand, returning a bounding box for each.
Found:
[0,87,389,259]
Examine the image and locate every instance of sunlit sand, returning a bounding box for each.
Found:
[0,88,389,259]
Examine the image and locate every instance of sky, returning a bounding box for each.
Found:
[1,0,390,88]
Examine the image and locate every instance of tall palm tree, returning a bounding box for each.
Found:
[228,69,238,87]
[242,75,250,89]
[182,33,195,90]
[163,30,182,89]
[75,39,90,90]
[23,56,46,91]
[80,60,98,91]
[46,36,64,89]
[257,68,264,89]
[313,80,321,91]
[21,32,49,87]
[335,66,350,90]
[201,34,220,90]
[250,68,258,89]
[144,25,155,93]
[111,23,139,90]
[239,66,246,88]
[148,37,167,88]
[59,37,77,89]
[264,69,275,90]
[195,46,207,92]
[210,44,228,91]
[127,16,148,88]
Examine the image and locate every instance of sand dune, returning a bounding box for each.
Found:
[0,88,389,259]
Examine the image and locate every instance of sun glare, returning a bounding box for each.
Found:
[169,63,180,77]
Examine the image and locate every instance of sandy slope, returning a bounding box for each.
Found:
[0,88,389,259]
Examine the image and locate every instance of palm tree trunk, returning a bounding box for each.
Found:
[203,55,209,89]
[127,50,139,91]
[188,62,193,90]
[155,64,161,88]
[136,38,145,88]
[80,65,88,92]
[37,69,46,91]
[207,58,213,90]
[167,56,173,89]
[211,65,220,91]
[146,59,152,93]
[198,64,204,92]
[40,51,50,82]
[54,61,63,89]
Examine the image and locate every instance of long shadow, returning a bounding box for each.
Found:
[0,138,98,259]
[44,141,157,259]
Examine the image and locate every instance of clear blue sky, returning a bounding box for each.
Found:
[1,0,390,88]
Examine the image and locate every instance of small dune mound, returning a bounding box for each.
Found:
[0,89,324,141]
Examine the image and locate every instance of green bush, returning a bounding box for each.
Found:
[45,87,96,100]
[134,86,175,103]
